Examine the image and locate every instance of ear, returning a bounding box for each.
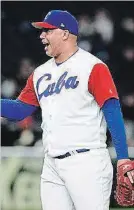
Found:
[63,30,70,40]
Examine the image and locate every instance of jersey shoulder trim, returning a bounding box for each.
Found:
[88,63,119,107]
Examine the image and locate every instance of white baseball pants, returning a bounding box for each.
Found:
[40,148,113,210]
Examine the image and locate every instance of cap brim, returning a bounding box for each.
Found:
[31,22,58,29]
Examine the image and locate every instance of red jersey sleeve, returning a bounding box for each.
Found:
[88,63,119,107]
[18,73,40,106]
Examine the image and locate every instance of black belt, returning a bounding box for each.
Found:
[55,149,90,159]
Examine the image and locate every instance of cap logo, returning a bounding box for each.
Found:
[60,23,65,27]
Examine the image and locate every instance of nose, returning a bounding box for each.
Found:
[40,31,46,39]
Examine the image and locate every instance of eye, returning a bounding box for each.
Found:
[47,29,53,33]
[42,28,53,33]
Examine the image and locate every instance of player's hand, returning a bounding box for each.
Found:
[115,159,134,206]
[117,159,134,183]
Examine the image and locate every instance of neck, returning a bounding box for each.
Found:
[55,44,79,63]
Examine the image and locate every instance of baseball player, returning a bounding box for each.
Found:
[1,10,134,210]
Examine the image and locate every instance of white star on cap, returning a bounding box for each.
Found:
[60,23,65,27]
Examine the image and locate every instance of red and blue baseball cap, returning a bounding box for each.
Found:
[32,10,78,36]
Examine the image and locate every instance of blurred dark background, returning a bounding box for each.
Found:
[1,1,134,148]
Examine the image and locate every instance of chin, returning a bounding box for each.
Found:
[45,51,53,58]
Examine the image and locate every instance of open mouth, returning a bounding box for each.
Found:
[45,43,49,47]
[44,43,50,51]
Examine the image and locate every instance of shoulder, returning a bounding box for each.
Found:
[34,58,54,74]
[78,48,105,67]
[32,58,54,82]
[78,48,104,64]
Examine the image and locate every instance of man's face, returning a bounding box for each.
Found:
[40,28,65,57]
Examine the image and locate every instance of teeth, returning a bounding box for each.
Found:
[42,42,48,45]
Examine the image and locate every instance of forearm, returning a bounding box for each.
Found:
[102,98,129,160]
[1,99,37,121]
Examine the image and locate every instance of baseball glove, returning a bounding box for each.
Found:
[114,160,134,206]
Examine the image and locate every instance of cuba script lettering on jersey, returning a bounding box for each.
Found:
[36,71,79,101]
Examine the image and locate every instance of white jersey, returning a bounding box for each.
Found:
[18,48,118,157]
[33,48,106,156]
